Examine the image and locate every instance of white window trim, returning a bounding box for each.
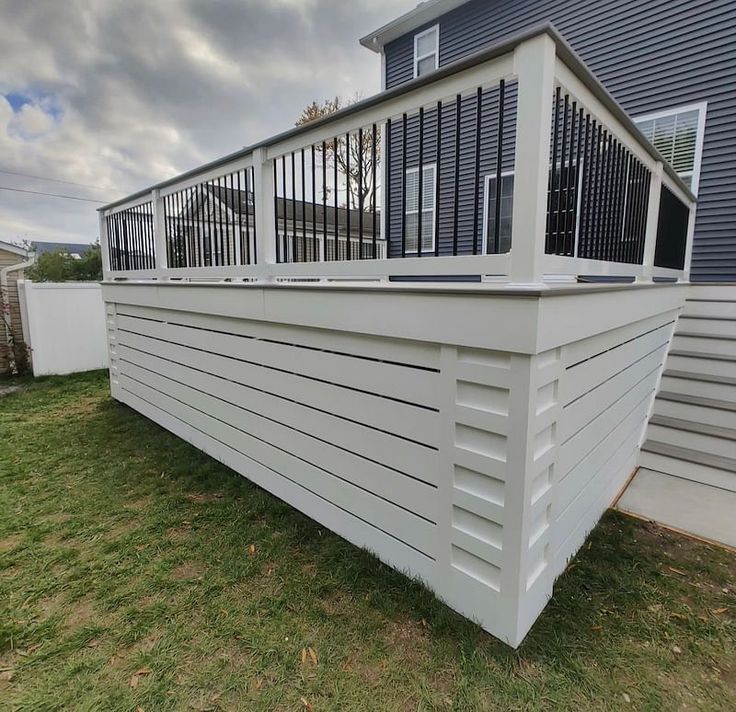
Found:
[633,101,707,196]
[482,171,514,255]
[413,25,439,79]
[404,163,437,254]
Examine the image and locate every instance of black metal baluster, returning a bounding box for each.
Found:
[215,186,222,268]
[637,165,650,264]
[401,114,408,258]
[277,157,284,262]
[182,188,189,267]
[345,132,351,260]
[472,87,482,255]
[604,138,618,262]
[605,136,618,262]
[571,107,584,257]
[170,192,178,268]
[555,93,569,255]
[358,128,364,259]
[196,187,202,266]
[311,144,317,261]
[434,101,442,257]
[300,147,307,262]
[615,148,629,263]
[563,102,578,256]
[322,140,327,261]
[250,167,256,262]
[372,124,378,259]
[546,87,561,253]
[290,151,296,262]
[493,80,506,254]
[592,126,606,260]
[385,119,391,259]
[333,137,338,261]
[237,169,245,264]
[220,176,228,266]
[452,95,461,256]
[137,208,143,269]
[418,108,424,256]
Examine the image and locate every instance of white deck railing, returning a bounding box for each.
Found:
[100,25,695,285]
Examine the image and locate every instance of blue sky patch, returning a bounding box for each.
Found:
[3,90,62,121]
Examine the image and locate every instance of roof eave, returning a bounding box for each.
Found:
[359,0,470,52]
[0,240,28,258]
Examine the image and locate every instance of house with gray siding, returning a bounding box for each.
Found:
[361,0,735,281]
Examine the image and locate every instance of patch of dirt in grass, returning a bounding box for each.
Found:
[342,650,385,687]
[171,562,205,581]
[46,394,103,421]
[36,592,66,621]
[166,525,193,543]
[319,590,353,616]
[39,512,73,525]
[383,618,430,667]
[185,492,223,504]
[124,496,150,512]
[103,518,138,541]
[107,632,162,669]
[0,533,21,552]
[64,597,97,630]
[216,643,254,670]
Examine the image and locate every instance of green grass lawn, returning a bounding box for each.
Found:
[1,371,735,711]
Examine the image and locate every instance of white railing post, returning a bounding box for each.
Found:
[152,188,168,278]
[253,147,277,278]
[636,161,663,283]
[98,211,111,280]
[682,200,697,282]
[507,34,556,287]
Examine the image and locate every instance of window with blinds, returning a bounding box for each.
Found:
[635,105,705,194]
[404,164,436,253]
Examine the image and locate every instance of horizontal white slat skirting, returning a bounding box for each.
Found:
[103,281,686,647]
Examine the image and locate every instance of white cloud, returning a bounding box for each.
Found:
[0,0,413,245]
[11,102,56,137]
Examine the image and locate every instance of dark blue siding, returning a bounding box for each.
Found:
[383,0,736,280]
[386,83,517,257]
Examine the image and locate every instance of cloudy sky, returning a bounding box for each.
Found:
[0,0,414,246]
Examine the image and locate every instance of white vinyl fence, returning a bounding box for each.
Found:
[18,281,109,376]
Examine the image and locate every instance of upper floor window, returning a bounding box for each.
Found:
[634,103,707,195]
[414,25,439,78]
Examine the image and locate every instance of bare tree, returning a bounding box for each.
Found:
[296,95,380,212]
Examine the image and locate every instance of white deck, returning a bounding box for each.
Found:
[103,280,686,646]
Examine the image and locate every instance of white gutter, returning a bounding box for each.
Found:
[1,253,35,375]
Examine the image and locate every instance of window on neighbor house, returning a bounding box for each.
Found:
[484,174,514,254]
[414,25,439,78]
[404,164,436,253]
[634,104,706,195]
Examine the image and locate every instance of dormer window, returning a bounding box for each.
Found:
[414,25,439,78]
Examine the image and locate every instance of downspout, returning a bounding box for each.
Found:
[1,253,35,376]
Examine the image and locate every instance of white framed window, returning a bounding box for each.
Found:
[404,163,436,253]
[482,172,514,254]
[413,25,439,78]
[634,102,707,195]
